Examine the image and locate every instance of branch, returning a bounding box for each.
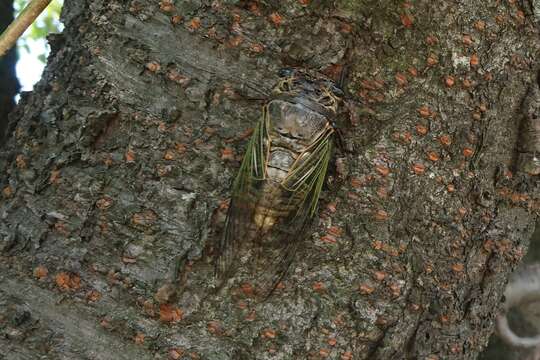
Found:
[0,0,52,58]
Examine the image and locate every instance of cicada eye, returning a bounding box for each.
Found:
[331,85,344,98]
[278,68,295,78]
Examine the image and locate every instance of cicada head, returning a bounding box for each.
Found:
[274,68,343,115]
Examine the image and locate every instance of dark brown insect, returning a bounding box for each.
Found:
[215,69,343,295]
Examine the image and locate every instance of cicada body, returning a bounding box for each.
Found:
[216,69,343,293]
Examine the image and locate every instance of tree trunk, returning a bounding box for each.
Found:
[0,0,19,142]
[1,1,539,359]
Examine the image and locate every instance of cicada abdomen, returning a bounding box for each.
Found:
[518,80,540,175]
[216,69,343,295]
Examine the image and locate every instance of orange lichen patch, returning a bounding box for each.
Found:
[313,282,326,293]
[515,10,525,23]
[416,124,428,135]
[479,103,488,112]
[463,147,474,157]
[159,0,175,12]
[359,283,375,295]
[269,12,282,26]
[393,131,412,144]
[327,226,343,237]
[134,332,145,344]
[462,78,473,88]
[54,221,70,236]
[228,35,243,47]
[375,164,390,177]
[427,152,440,162]
[171,15,183,25]
[439,134,452,146]
[86,290,102,302]
[174,143,187,154]
[359,79,385,90]
[408,67,418,77]
[15,154,26,169]
[207,321,222,335]
[262,328,277,339]
[319,348,331,358]
[400,13,414,28]
[372,240,383,250]
[451,263,464,273]
[412,163,425,175]
[510,192,529,204]
[250,43,264,53]
[132,209,158,226]
[470,54,479,67]
[388,282,401,297]
[159,304,184,323]
[474,20,486,31]
[96,197,113,210]
[325,202,337,213]
[447,184,455,192]
[220,147,235,161]
[34,265,48,279]
[374,209,389,221]
[349,177,363,189]
[2,186,13,198]
[55,272,81,291]
[145,61,161,72]
[426,53,439,66]
[241,282,255,296]
[374,271,387,281]
[49,169,61,184]
[457,207,468,217]
[425,35,438,46]
[444,75,455,87]
[189,17,201,30]
[320,235,337,244]
[440,314,450,324]
[395,72,408,86]
[328,338,337,346]
[340,22,352,33]
[125,150,136,163]
[472,112,481,120]
[169,348,185,360]
[418,105,432,118]
[167,70,190,86]
[298,0,310,5]
[462,34,473,46]
[247,1,262,15]
[341,352,353,360]
[495,14,505,24]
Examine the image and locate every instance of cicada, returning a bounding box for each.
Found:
[215,69,343,294]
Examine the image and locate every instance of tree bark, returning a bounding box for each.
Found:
[0,0,20,142]
[0,1,539,359]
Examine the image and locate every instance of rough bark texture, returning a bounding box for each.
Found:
[0,0,20,142]
[0,1,539,359]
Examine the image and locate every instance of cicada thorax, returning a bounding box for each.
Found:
[248,99,335,240]
[217,69,342,295]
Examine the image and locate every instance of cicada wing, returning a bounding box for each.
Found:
[259,127,334,296]
[215,107,271,280]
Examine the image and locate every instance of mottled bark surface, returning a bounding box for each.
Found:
[0,1,539,359]
[0,0,20,142]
